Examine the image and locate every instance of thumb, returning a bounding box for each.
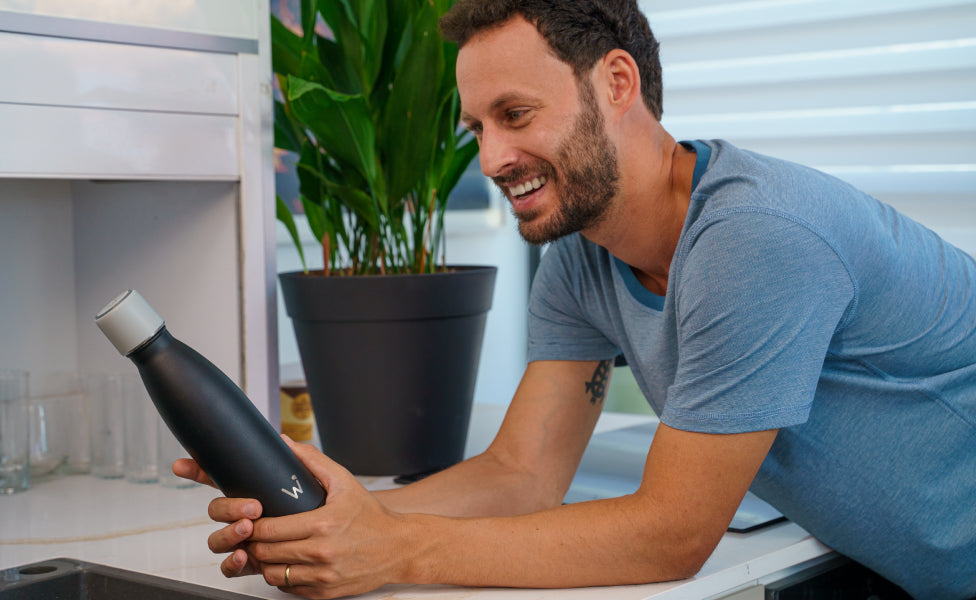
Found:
[281,434,354,495]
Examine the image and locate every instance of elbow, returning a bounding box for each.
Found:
[629,506,722,582]
[647,537,712,582]
[668,546,711,581]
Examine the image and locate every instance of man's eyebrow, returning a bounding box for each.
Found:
[490,93,532,112]
[460,93,538,125]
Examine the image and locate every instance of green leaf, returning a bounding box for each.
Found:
[300,0,317,50]
[315,35,360,94]
[286,76,379,187]
[438,134,480,205]
[346,0,387,91]
[276,195,307,273]
[296,140,323,209]
[300,194,327,247]
[298,162,380,231]
[298,42,340,90]
[273,100,303,153]
[379,1,445,207]
[318,0,368,92]
[334,186,380,230]
[270,15,303,78]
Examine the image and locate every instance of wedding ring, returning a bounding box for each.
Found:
[284,564,292,587]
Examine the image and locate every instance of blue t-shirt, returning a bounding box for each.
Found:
[527,139,976,599]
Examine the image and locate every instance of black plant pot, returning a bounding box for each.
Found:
[279,266,497,477]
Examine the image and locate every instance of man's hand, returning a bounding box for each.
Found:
[172,458,211,487]
[186,437,411,598]
[171,450,269,579]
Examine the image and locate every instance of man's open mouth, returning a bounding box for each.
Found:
[508,175,548,200]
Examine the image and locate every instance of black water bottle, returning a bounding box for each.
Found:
[95,289,326,517]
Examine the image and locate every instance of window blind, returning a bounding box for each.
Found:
[640,0,976,254]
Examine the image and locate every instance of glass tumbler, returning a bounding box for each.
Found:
[86,373,126,479]
[123,373,159,483]
[0,370,30,494]
[39,371,90,475]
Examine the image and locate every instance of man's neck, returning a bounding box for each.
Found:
[581,126,696,296]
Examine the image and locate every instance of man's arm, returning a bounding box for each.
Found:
[185,359,611,582]
[371,358,612,517]
[401,422,778,589]
[195,359,778,598]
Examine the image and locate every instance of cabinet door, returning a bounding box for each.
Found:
[0,31,240,179]
[0,104,238,179]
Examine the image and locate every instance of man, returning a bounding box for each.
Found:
[177,1,976,598]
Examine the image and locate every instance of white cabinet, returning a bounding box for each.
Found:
[0,29,240,179]
[0,2,279,421]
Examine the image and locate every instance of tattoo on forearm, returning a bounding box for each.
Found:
[585,359,612,405]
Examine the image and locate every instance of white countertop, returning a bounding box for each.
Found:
[0,404,833,599]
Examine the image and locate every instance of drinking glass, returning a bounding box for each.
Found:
[157,421,196,489]
[123,373,159,483]
[86,373,126,479]
[0,370,30,494]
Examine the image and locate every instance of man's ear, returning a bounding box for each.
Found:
[602,49,641,115]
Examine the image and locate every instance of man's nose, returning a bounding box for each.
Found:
[477,125,517,179]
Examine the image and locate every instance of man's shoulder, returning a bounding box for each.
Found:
[532,234,618,312]
[540,234,612,273]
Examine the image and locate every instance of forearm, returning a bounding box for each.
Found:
[373,360,609,518]
[397,493,712,589]
[373,447,564,517]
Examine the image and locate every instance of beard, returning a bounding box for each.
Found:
[493,80,621,246]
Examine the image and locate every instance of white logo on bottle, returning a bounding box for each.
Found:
[281,474,304,499]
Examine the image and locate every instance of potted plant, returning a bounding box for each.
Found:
[271,0,496,477]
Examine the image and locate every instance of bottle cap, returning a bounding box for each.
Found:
[95,290,165,356]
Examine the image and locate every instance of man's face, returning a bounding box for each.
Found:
[457,17,620,245]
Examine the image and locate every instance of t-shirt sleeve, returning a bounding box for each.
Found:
[527,241,621,363]
[664,210,855,433]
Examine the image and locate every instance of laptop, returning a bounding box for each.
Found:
[565,421,786,533]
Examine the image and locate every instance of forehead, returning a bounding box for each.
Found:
[456,17,578,119]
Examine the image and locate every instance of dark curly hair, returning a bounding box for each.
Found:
[440,0,662,120]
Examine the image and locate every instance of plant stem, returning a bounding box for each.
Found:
[420,188,437,273]
[322,234,331,277]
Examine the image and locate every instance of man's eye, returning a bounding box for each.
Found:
[506,110,526,123]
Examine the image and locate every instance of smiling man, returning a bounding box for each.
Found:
[178,2,976,599]
[463,47,623,246]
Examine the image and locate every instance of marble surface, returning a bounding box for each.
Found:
[0,405,834,599]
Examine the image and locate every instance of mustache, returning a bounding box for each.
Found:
[492,161,556,188]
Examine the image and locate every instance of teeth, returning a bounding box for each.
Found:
[508,175,548,198]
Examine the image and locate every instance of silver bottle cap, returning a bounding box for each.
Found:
[95,290,165,356]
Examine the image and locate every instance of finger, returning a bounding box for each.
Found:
[172,458,215,488]
[208,519,254,554]
[220,548,260,578]
[271,563,370,600]
[274,562,291,588]
[269,562,315,591]
[281,434,351,493]
[208,496,263,523]
[249,511,314,544]
[247,538,316,566]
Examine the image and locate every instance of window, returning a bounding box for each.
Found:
[641,0,976,254]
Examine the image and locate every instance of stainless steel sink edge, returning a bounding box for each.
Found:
[0,557,257,600]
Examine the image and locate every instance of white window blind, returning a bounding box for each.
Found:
[640,0,976,255]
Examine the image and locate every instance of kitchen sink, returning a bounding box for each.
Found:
[0,558,255,600]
